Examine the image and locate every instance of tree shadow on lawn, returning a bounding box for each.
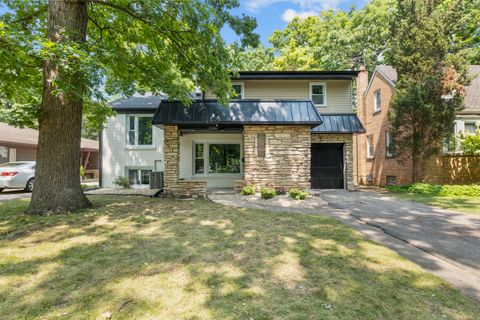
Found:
[0,196,479,319]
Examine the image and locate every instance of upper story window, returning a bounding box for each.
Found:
[374,90,381,112]
[127,115,153,146]
[310,82,327,107]
[385,130,394,158]
[231,82,244,99]
[367,135,374,159]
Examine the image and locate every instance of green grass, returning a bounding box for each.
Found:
[387,183,480,215]
[0,196,479,319]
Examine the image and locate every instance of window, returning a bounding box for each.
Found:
[193,142,241,175]
[232,82,244,99]
[127,115,153,146]
[310,82,326,106]
[385,130,394,158]
[0,146,7,163]
[257,133,266,158]
[386,175,397,186]
[128,169,152,185]
[367,135,374,159]
[194,143,205,174]
[374,90,381,112]
[465,123,478,135]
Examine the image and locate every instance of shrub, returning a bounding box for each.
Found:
[241,185,256,195]
[386,183,480,197]
[260,187,276,199]
[113,176,130,189]
[288,188,309,200]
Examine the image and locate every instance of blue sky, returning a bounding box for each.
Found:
[0,0,368,46]
[222,0,368,46]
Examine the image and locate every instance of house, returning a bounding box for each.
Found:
[0,122,100,180]
[101,71,365,196]
[356,65,480,186]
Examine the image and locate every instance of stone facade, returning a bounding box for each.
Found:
[242,125,311,190]
[163,125,207,197]
[311,133,355,190]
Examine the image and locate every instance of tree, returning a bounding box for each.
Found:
[268,0,396,71]
[232,45,274,71]
[460,130,480,155]
[389,0,474,182]
[0,0,258,214]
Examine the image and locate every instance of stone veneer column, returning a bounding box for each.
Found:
[163,125,179,195]
[242,125,311,190]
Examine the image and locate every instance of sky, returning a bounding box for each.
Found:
[0,0,368,46]
[222,0,369,46]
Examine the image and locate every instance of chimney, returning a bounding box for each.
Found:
[356,65,368,124]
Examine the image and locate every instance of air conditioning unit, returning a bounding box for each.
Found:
[149,171,164,190]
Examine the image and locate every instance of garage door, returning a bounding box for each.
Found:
[311,143,344,189]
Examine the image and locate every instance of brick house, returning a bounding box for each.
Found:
[101,71,365,196]
[356,65,480,186]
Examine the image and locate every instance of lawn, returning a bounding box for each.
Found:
[387,183,480,215]
[0,196,479,319]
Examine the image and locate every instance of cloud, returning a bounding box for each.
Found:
[281,9,317,22]
[245,0,343,12]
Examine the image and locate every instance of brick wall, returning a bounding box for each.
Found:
[163,125,207,197]
[311,134,355,190]
[424,155,480,185]
[242,125,311,190]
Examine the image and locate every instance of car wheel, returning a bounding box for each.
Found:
[0,188,4,193]
[25,178,34,192]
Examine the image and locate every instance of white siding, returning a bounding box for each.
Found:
[179,133,242,188]
[101,113,164,187]
[205,80,353,114]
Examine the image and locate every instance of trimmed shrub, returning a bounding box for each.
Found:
[113,176,130,189]
[288,188,309,200]
[241,185,256,195]
[386,183,480,197]
[260,187,276,199]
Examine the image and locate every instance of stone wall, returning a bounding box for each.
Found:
[424,155,480,185]
[242,125,311,190]
[163,125,207,197]
[311,134,355,190]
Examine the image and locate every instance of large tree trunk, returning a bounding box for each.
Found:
[27,0,90,214]
[412,155,425,183]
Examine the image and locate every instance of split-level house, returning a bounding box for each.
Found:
[101,71,365,196]
[356,65,480,186]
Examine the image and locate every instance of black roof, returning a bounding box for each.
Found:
[235,71,358,80]
[152,100,323,127]
[311,114,365,133]
[109,95,164,112]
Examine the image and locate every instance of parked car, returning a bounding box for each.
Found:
[0,161,35,192]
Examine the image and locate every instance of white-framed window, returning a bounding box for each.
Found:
[0,146,8,163]
[310,82,327,107]
[231,82,244,99]
[367,135,374,159]
[127,115,153,146]
[193,142,241,175]
[128,168,152,186]
[465,122,479,135]
[385,130,394,158]
[373,89,381,112]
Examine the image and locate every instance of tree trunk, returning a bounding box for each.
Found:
[27,0,90,214]
[412,155,425,183]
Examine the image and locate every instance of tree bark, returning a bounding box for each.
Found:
[27,0,90,214]
[412,155,425,183]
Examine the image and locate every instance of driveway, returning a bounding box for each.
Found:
[316,189,480,301]
[209,188,480,301]
[0,189,31,201]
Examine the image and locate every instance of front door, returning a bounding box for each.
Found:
[311,143,344,189]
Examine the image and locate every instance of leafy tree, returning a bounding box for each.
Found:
[460,130,480,155]
[232,45,274,71]
[0,0,258,214]
[268,0,396,72]
[389,0,473,182]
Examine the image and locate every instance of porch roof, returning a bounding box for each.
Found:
[311,114,365,134]
[152,100,323,127]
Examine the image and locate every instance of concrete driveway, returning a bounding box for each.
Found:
[315,189,480,301]
[0,189,31,201]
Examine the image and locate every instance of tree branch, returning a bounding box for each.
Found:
[11,5,47,24]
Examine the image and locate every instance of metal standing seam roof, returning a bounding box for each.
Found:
[311,114,365,133]
[152,100,323,127]
[109,95,164,112]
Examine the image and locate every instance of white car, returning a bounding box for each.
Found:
[0,161,36,192]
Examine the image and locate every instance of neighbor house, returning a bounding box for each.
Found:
[101,71,365,196]
[356,65,480,186]
[0,122,100,180]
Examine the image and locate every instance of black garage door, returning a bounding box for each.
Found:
[311,143,344,189]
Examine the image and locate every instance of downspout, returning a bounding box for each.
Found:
[98,126,103,188]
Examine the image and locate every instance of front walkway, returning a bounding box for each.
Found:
[208,189,480,302]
